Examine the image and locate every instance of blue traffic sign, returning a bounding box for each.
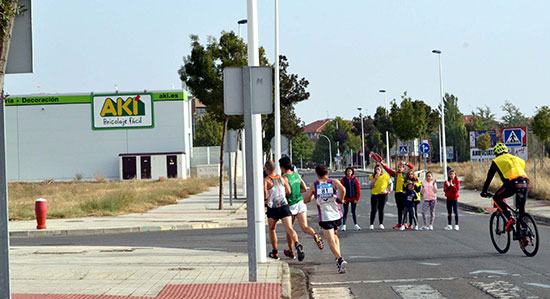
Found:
[398,145,408,155]
[502,128,523,146]
[419,142,431,154]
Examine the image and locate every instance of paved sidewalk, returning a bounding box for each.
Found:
[8,185,292,299]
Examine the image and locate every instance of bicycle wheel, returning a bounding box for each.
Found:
[518,213,539,257]
[490,212,510,254]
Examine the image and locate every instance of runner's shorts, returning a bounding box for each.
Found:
[266,205,292,220]
[319,218,342,230]
[289,201,307,216]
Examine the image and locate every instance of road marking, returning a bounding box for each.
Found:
[310,276,459,286]
[392,284,447,299]
[418,262,441,266]
[525,282,550,289]
[311,287,354,299]
[470,280,537,299]
[469,270,508,275]
[349,255,381,259]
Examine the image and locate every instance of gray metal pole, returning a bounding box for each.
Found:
[228,152,233,206]
[246,0,267,282]
[0,92,11,297]
[273,0,281,173]
[359,110,366,170]
[320,134,332,169]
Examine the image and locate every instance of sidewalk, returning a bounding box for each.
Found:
[9,185,291,299]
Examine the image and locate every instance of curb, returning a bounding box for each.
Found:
[280,261,291,299]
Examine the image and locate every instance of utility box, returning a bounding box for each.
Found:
[119,152,186,180]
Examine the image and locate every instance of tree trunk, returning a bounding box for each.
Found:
[218,116,228,210]
[0,0,18,90]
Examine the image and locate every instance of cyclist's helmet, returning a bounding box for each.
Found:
[493,142,508,155]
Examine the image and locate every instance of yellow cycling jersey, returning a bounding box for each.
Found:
[493,153,528,182]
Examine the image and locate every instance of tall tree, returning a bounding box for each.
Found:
[179,31,268,209]
[373,106,396,153]
[194,112,223,146]
[466,105,498,131]
[0,0,18,92]
[532,106,550,158]
[291,134,315,167]
[444,93,468,161]
[390,92,427,142]
[501,100,529,127]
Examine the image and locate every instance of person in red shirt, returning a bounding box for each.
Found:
[443,170,460,231]
[340,167,361,231]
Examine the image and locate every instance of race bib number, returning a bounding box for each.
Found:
[317,183,334,200]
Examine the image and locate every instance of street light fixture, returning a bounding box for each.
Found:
[432,49,448,176]
[237,19,248,38]
[379,90,391,166]
[319,134,332,170]
[357,108,366,170]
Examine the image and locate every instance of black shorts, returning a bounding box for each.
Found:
[266,205,292,220]
[319,218,342,230]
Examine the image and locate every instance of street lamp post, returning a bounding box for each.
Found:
[432,49,448,176]
[273,0,281,172]
[237,19,247,38]
[320,134,332,170]
[379,90,391,166]
[357,108,366,170]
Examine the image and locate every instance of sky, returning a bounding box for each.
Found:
[5,0,550,125]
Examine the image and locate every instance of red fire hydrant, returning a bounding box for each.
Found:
[35,198,47,229]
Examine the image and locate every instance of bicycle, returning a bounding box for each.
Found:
[481,192,539,257]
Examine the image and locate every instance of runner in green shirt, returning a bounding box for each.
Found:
[279,157,325,260]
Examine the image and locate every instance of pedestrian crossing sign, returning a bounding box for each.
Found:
[502,128,524,146]
[399,145,408,155]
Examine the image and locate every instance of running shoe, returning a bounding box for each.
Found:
[341,224,347,232]
[415,226,419,231]
[444,225,453,230]
[268,250,280,260]
[399,225,406,231]
[283,249,295,259]
[454,225,460,231]
[295,243,305,262]
[379,224,385,230]
[429,225,433,230]
[505,218,515,232]
[354,224,361,231]
[337,257,347,273]
[393,224,401,229]
[420,226,429,231]
[403,223,409,229]
[313,233,325,250]
[369,225,374,230]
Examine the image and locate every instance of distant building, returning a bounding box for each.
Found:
[303,119,333,142]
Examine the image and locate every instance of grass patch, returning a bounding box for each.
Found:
[8,177,219,220]
[428,159,550,200]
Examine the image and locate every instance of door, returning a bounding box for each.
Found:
[140,156,151,179]
[166,155,177,178]
[122,157,137,179]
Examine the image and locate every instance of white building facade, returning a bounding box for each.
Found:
[5,90,192,181]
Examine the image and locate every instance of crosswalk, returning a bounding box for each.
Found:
[311,278,542,299]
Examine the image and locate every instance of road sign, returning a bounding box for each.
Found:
[399,145,408,155]
[501,127,526,147]
[223,67,273,115]
[446,146,454,160]
[270,136,289,157]
[419,142,430,154]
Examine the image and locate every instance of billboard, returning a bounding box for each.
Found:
[92,93,154,129]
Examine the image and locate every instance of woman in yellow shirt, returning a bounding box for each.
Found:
[368,164,391,230]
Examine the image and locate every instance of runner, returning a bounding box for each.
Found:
[304,164,348,273]
[279,157,325,261]
[264,160,305,261]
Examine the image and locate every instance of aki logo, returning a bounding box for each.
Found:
[100,95,146,117]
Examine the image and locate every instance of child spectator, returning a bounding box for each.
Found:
[400,181,418,230]
[368,164,391,230]
[381,161,414,229]
[444,170,460,231]
[341,167,361,231]
[404,170,421,228]
[420,171,438,231]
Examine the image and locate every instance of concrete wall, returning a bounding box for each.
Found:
[6,100,189,181]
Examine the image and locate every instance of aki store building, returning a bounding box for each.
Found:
[5,90,193,181]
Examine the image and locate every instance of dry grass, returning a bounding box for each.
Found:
[428,159,550,200]
[8,177,219,220]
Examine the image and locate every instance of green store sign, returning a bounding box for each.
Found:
[6,91,188,106]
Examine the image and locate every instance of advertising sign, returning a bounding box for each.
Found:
[469,130,497,149]
[92,94,154,129]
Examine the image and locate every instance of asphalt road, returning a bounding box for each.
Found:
[11,171,550,298]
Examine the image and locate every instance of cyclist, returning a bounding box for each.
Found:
[480,142,529,233]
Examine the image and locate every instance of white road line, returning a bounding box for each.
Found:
[392,284,447,299]
[525,282,550,289]
[310,276,459,286]
[418,262,441,266]
[311,287,354,299]
[470,280,538,299]
[348,255,381,259]
[469,270,508,275]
